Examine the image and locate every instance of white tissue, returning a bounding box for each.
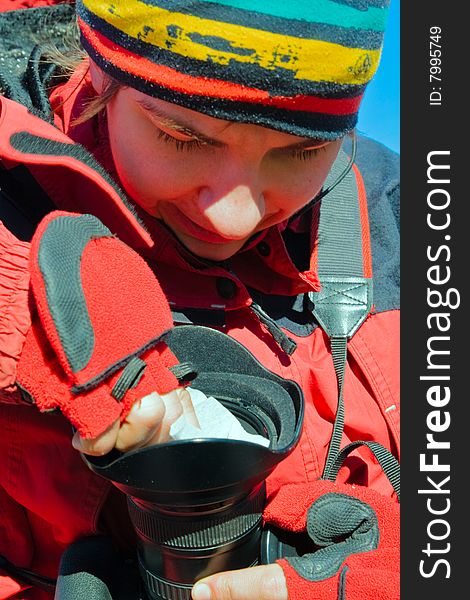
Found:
[169,387,270,447]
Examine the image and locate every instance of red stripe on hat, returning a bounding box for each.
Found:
[79,18,362,116]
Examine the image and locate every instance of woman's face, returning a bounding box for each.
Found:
[106,86,342,261]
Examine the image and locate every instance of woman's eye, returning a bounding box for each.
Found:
[156,129,205,152]
[289,146,327,161]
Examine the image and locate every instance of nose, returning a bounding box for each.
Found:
[196,168,266,241]
[200,186,265,240]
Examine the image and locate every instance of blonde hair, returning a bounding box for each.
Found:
[72,72,121,125]
[43,21,121,126]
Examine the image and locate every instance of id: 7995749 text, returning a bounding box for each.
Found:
[429,26,442,106]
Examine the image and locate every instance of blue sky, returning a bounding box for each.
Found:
[356,0,399,153]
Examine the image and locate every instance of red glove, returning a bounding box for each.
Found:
[16,211,183,439]
[263,480,399,600]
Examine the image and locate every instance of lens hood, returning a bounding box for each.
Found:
[84,326,304,506]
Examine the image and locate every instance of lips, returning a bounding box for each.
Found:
[164,205,241,245]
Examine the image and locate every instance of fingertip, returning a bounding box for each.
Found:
[71,420,120,456]
[131,392,165,420]
[191,582,212,600]
[161,389,184,422]
[71,430,83,452]
[163,387,184,404]
[176,387,191,401]
[177,387,200,428]
[191,565,287,600]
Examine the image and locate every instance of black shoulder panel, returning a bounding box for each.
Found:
[0,4,76,120]
[0,164,56,241]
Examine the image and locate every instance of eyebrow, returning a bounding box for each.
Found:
[136,98,329,150]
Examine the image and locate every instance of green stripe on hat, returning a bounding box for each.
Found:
[138,0,385,49]
[146,0,389,31]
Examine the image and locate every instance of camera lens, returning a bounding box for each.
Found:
[130,482,266,600]
[125,389,286,600]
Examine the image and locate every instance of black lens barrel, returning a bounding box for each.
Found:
[131,484,265,600]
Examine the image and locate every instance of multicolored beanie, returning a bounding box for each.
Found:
[76,0,390,140]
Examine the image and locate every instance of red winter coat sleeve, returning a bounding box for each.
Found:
[0,0,73,13]
[0,221,32,396]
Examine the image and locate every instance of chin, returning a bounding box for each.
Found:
[182,237,245,262]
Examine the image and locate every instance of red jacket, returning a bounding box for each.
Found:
[0,32,400,600]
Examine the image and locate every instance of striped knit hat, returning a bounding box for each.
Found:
[76,0,390,140]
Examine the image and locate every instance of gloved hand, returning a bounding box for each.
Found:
[16,211,188,439]
[262,479,400,600]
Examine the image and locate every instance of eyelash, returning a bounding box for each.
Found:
[289,146,327,161]
[156,129,206,152]
[156,128,328,160]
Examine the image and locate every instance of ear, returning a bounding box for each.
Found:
[88,59,106,94]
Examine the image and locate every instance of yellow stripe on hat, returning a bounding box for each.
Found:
[82,0,382,85]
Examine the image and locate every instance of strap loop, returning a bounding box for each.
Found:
[168,362,198,384]
[326,440,401,501]
[250,301,297,355]
[111,357,146,401]
[322,337,347,480]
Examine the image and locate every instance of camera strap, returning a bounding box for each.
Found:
[310,149,400,499]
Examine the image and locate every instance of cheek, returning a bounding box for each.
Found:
[107,116,206,213]
[266,152,338,215]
